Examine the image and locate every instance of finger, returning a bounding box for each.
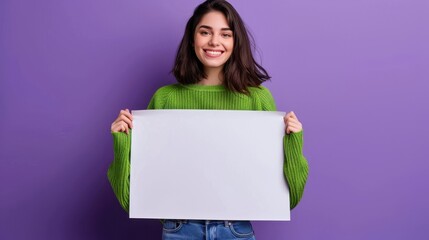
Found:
[119,123,125,132]
[287,121,300,128]
[111,123,119,133]
[286,118,300,125]
[114,121,127,133]
[125,109,133,120]
[284,116,296,125]
[284,119,290,133]
[288,123,302,132]
[125,121,130,135]
[118,109,132,121]
[289,111,299,121]
[111,121,124,132]
[120,109,133,121]
[112,117,128,128]
[284,112,292,120]
[288,125,301,133]
[284,116,291,124]
[291,120,303,128]
[119,115,133,129]
[113,110,129,125]
[121,121,129,133]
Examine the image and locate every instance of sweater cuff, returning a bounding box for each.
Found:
[289,129,303,140]
[284,130,304,153]
[112,131,132,157]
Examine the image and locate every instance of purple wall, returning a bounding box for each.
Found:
[1,0,428,239]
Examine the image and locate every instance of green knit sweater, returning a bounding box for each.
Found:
[107,83,309,213]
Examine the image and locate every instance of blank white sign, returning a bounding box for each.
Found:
[130,110,290,221]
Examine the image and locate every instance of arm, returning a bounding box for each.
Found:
[107,131,131,212]
[283,130,309,210]
[258,86,309,210]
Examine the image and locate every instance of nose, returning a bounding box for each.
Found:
[208,35,220,46]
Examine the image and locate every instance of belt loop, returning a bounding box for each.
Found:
[181,220,187,224]
[224,220,230,227]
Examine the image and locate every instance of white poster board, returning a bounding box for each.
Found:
[130,110,290,221]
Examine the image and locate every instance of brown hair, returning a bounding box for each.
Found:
[172,0,271,94]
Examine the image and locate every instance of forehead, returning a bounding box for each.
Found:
[197,11,230,30]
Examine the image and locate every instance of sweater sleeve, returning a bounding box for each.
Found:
[283,130,309,209]
[259,86,309,210]
[107,131,131,212]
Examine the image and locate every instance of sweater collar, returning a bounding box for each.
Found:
[181,83,226,92]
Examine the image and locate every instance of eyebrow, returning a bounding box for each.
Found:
[198,25,232,31]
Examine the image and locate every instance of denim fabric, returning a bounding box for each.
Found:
[162,220,256,240]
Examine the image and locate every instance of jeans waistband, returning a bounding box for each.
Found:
[179,219,242,227]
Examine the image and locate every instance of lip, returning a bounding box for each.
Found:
[203,49,224,58]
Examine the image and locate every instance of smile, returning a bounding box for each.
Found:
[204,49,224,58]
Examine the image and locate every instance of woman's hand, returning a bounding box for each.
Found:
[284,111,303,134]
[111,109,133,134]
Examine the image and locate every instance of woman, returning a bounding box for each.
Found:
[108,0,308,239]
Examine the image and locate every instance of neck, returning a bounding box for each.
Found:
[198,67,224,86]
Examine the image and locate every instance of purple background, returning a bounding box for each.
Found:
[1,0,428,239]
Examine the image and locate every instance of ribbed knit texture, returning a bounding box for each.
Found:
[107,83,309,213]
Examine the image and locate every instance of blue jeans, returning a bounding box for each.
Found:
[162,220,256,240]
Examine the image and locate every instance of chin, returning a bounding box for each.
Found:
[203,62,225,69]
[201,58,228,69]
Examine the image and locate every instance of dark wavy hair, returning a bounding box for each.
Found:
[172,0,271,94]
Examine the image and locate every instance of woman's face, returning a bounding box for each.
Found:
[194,11,234,71]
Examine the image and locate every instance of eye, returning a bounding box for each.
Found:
[200,31,210,36]
[222,33,233,38]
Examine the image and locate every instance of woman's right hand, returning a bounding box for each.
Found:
[111,109,133,134]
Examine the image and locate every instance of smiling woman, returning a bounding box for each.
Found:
[107,1,309,239]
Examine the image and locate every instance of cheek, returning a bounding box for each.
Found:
[226,39,234,51]
[194,36,205,49]
[193,38,204,61]
[193,40,202,57]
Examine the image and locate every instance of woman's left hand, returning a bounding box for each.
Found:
[284,111,303,134]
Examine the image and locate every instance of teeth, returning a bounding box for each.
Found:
[206,51,222,55]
